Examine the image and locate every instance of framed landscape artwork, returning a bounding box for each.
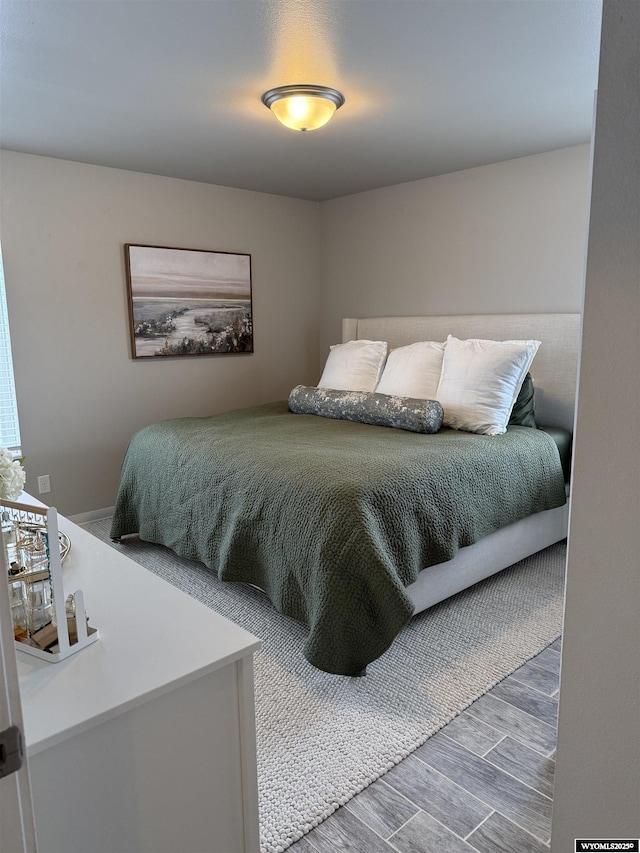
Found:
[125,244,253,359]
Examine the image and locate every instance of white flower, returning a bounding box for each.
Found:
[0,448,26,501]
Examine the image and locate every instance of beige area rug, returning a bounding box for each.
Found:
[85,520,565,853]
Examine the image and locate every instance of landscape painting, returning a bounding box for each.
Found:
[125,244,253,359]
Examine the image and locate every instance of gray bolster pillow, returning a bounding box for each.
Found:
[288,385,443,434]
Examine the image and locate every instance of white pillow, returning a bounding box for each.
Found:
[317,339,388,392]
[375,341,444,400]
[436,335,541,435]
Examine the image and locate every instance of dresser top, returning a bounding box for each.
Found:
[17,510,261,755]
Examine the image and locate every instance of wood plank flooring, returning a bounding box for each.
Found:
[287,637,561,853]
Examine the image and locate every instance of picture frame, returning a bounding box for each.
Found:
[124,244,253,359]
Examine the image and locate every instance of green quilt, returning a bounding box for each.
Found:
[110,401,567,675]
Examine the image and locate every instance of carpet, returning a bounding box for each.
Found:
[85,519,566,853]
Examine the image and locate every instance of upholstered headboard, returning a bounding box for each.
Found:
[342,314,581,433]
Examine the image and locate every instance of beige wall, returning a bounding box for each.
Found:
[0,151,320,515]
[552,0,640,846]
[319,144,591,354]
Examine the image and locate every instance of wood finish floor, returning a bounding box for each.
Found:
[288,637,561,853]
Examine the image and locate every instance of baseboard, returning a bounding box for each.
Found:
[68,506,115,525]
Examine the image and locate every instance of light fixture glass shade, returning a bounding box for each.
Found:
[261,85,345,132]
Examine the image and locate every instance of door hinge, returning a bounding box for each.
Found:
[0,725,24,779]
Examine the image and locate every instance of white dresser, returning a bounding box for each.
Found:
[17,510,261,853]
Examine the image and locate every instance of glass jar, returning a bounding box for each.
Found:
[8,576,28,641]
[2,510,19,569]
[20,529,53,634]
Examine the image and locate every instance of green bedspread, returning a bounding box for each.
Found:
[110,401,567,675]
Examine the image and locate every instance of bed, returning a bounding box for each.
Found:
[111,313,580,676]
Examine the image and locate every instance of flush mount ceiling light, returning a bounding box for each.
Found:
[261,84,345,132]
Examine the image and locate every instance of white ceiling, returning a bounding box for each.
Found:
[0,0,602,202]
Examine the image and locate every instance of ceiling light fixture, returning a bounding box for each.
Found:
[261,85,345,132]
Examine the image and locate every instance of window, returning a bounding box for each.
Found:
[0,248,21,454]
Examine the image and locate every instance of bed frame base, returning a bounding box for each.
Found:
[408,502,569,613]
